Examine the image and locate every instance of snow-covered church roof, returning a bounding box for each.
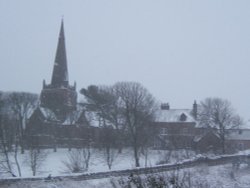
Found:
[38,107,58,122]
[62,105,85,125]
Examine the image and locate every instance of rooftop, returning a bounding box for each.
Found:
[155,109,196,123]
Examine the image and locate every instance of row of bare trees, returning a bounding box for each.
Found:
[80,81,158,167]
[0,91,39,176]
[80,82,244,166]
[0,85,244,175]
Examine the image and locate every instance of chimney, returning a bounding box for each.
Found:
[192,100,197,120]
[161,103,170,110]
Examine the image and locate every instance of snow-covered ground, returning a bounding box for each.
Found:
[2,149,250,187]
[1,148,193,178]
[2,164,250,188]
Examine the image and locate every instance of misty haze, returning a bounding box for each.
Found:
[1,1,250,188]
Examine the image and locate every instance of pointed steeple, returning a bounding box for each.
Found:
[40,19,77,121]
[51,19,69,87]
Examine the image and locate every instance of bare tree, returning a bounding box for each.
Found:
[156,149,173,165]
[198,97,242,153]
[80,85,125,152]
[114,82,157,167]
[0,96,15,176]
[0,93,16,151]
[83,92,120,169]
[25,147,47,176]
[13,122,22,177]
[0,92,38,177]
[99,126,118,170]
[82,147,91,171]
[63,148,91,173]
[82,127,92,172]
[63,149,85,173]
[7,92,38,154]
[81,82,157,167]
[0,93,17,177]
[104,147,117,170]
[62,125,92,173]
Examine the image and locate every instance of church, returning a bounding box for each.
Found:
[25,20,250,154]
[26,20,96,149]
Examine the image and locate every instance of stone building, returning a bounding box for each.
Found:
[26,20,96,149]
[40,20,77,121]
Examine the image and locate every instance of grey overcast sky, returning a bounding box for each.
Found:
[0,0,250,121]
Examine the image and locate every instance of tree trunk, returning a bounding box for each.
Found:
[222,136,226,154]
[20,115,25,154]
[133,145,140,167]
[14,142,22,177]
[144,147,148,167]
[118,146,122,154]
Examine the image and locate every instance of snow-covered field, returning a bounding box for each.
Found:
[1,148,190,178]
[2,149,250,187]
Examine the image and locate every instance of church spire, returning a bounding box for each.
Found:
[40,19,77,120]
[51,19,69,87]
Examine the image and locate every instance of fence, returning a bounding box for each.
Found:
[0,153,249,185]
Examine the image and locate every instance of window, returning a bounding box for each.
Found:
[180,113,187,121]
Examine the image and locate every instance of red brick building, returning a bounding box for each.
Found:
[153,102,197,149]
[152,102,250,153]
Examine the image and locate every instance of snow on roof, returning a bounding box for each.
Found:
[155,109,195,123]
[62,103,101,127]
[226,129,250,141]
[84,111,125,128]
[63,111,82,125]
[85,112,102,127]
[62,105,85,125]
[194,131,220,142]
[193,134,203,142]
[90,118,101,128]
[39,107,58,121]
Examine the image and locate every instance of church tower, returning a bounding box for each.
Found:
[40,20,77,121]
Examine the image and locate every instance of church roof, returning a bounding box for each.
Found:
[62,105,85,125]
[155,109,195,123]
[39,107,58,122]
[51,19,69,87]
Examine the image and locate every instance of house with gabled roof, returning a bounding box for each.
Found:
[153,101,250,153]
[153,102,198,149]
